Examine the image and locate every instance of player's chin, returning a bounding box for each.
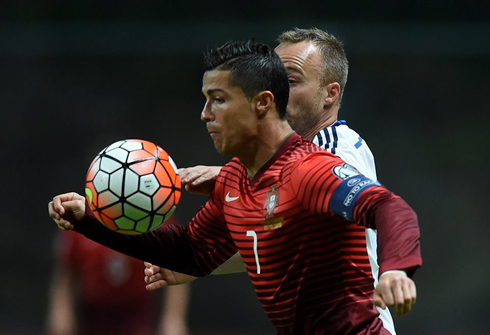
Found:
[215,143,236,157]
[212,142,225,154]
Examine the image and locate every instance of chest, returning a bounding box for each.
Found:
[222,178,289,230]
[221,173,333,252]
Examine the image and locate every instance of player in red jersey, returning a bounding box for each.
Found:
[145,28,397,333]
[46,216,189,335]
[48,40,421,334]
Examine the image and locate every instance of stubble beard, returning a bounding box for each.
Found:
[287,88,324,137]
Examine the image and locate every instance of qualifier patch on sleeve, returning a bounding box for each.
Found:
[333,163,361,180]
[330,164,380,221]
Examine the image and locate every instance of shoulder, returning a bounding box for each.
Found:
[287,136,324,158]
[220,158,245,177]
[313,122,377,179]
[313,122,364,148]
[214,158,246,194]
[289,151,345,176]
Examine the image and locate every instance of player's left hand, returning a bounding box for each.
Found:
[144,262,197,290]
[48,192,86,231]
[373,271,417,316]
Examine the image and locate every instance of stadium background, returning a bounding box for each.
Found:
[1,1,489,334]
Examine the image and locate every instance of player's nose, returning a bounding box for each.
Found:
[201,101,214,122]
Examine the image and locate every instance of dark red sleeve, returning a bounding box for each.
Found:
[354,188,422,277]
[73,200,208,277]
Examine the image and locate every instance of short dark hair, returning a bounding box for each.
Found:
[277,28,349,106]
[203,40,289,119]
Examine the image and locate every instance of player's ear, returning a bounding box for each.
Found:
[253,91,274,119]
[323,82,341,107]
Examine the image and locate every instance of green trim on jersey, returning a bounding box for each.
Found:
[247,131,296,179]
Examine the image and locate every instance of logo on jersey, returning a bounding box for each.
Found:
[347,178,361,187]
[264,185,279,218]
[225,191,239,202]
[333,163,360,180]
[343,179,376,207]
[261,185,283,230]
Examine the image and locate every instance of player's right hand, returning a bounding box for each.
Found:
[144,262,197,290]
[179,165,222,195]
[373,271,417,316]
[48,192,86,231]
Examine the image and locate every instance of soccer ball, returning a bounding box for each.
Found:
[85,139,181,235]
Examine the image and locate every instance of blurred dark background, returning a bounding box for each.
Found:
[1,1,489,334]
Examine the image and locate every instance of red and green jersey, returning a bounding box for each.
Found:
[76,132,421,334]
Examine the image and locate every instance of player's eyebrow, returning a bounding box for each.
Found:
[203,88,226,96]
[207,89,225,95]
[284,65,305,76]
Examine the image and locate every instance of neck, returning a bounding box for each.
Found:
[239,120,293,177]
[303,106,339,140]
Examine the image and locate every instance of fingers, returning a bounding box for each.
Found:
[52,192,85,214]
[391,278,406,315]
[48,201,61,221]
[375,272,417,316]
[146,279,169,291]
[179,166,212,184]
[178,166,221,195]
[144,265,155,277]
[145,271,164,284]
[57,218,75,230]
[144,263,165,288]
[398,279,416,315]
[144,264,161,276]
[48,192,86,230]
[373,291,387,310]
[49,214,75,231]
[48,200,74,230]
[144,267,169,291]
[179,166,201,185]
[179,165,221,184]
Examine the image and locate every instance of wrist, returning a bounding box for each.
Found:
[379,270,406,279]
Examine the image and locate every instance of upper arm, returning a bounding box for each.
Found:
[290,153,381,222]
[329,164,381,222]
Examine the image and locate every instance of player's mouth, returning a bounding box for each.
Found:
[207,127,219,136]
[208,132,219,141]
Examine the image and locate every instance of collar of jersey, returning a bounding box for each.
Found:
[332,119,347,127]
[248,131,298,186]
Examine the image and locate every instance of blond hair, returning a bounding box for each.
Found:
[277,27,349,104]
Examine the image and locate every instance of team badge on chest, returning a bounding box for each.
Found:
[261,185,283,230]
[264,186,279,218]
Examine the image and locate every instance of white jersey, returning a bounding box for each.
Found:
[312,120,396,335]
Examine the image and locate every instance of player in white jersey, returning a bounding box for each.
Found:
[144,28,408,334]
[312,120,395,334]
[313,120,376,180]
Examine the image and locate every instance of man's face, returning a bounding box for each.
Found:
[201,70,257,156]
[275,41,326,137]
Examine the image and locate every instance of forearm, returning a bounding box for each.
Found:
[355,191,422,277]
[74,206,206,276]
[374,196,422,276]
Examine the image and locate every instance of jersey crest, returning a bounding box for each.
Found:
[264,185,279,218]
[261,185,283,230]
